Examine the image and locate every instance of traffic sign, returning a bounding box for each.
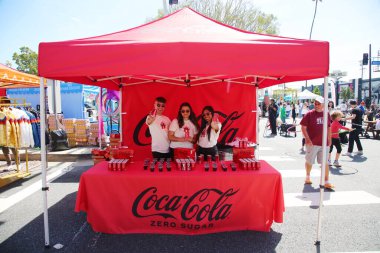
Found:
[371,61,380,65]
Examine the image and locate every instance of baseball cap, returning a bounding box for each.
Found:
[315,96,324,104]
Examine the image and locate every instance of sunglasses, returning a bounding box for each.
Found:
[203,112,211,117]
[156,103,165,108]
[181,109,190,113]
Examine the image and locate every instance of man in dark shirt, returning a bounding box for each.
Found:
[343,100,363,156]
[268,99,278,135]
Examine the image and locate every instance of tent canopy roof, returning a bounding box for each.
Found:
[297,89,320,99]
[0,63,41,88]
[38,7,329,90]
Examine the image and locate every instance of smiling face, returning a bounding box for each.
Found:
[154,101,166,115]
[202,109,213,123]
[180,106,191,120]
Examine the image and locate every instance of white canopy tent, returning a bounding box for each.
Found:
[298,89,320,100]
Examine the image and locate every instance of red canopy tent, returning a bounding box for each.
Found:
[39,8,329,89]
[38,7,330,246]
[39,7,329,158]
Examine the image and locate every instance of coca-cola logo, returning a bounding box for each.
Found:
[132,187,239,222]
[133,111,244,146]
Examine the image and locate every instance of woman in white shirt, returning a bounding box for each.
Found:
[197,106,222,159]
[168,102,199,156]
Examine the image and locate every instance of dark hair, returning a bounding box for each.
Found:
[177,102,199,130]
[200,106,214,142]
[156,97,166,103]
[328,101,334,108]
[349,100,357,106]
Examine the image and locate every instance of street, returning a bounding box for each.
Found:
[0,118,379,253]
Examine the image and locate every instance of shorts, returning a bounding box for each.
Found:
[305,145,328,165]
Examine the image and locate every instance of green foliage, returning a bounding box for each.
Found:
[340,87,354,101]
[5,60,12,68]
[313,86,321,96]
[12,46,38,75]
[149,0,279,34]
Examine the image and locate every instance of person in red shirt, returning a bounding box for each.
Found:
[328,111,352,167]
[300,96,333,189]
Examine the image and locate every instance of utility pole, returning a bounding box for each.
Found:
[163,0,169,15]
[369,44,372,104]
[306,0,322,88]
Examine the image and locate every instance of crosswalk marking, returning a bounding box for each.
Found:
[279,169,320,178]
[285,191,380,207]
[258,155,296,161]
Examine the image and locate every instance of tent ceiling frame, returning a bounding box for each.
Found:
[92,74,284,88]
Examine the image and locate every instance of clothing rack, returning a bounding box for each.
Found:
[0,98,32,174]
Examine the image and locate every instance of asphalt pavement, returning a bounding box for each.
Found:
[0,117,379,253]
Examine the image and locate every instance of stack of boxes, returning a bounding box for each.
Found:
[88,123,99,146]
[75,119,90,146]
[109,133,120,147]
[47,114,64,131]
[62,118,77,147]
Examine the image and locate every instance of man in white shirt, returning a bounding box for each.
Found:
[146,97,171,158]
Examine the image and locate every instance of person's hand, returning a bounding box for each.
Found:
[146,114,155,125]
[184,137,193,142]
[211,121,219,129]
[348,128,353,132]
[305,138,312,146]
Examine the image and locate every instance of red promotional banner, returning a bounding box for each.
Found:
[75,161,284,234]
[122,82,257,160]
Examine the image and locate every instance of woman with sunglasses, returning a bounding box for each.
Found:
[168,102,199,155]
[197,106,222,159]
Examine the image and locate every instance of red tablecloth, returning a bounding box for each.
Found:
[75,160,284,235]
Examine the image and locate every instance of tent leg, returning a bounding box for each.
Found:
[316,76,329,244]
[98,87,102,148]
[255,83,260,160]
[40,77,50,247]
[119,88,123,144]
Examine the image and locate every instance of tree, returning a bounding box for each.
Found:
[5,60,13,68]
[12,46,38,75]
[150,0,279,34]
[313,86,321,96]
[340,87,354,102]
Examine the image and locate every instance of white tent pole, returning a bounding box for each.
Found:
[119,88,123,144]
[255,83,260,161]
[40,77,50,247]
[316,76,329,245]
[98,87,102,148]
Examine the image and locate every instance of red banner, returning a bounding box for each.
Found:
[75,161,284,234]
[122,82,257,160]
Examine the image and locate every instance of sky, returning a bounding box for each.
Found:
[1,0,379,87]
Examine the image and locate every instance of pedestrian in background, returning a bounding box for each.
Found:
[328,110,352,167]
[343,100,364,156]
[291,103,297,123]
[268,99,278,136]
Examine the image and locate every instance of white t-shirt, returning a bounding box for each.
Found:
[146,115,171,153]
[169,118,198,149]
[198,122,222,148]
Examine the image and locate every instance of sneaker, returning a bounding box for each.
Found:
[304,178,312,184]
[328,160,332,166]
[324,183,335,189]
[333,160,341,167]
[342,152,353,156]
[356,150,363,155]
